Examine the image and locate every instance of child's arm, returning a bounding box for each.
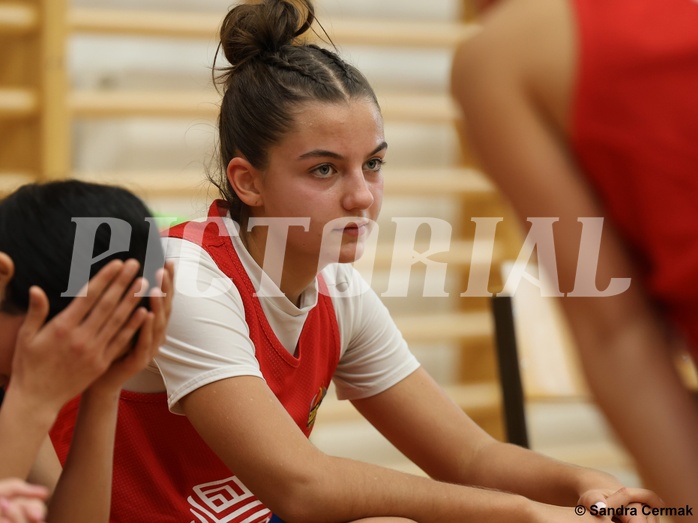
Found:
[43,264,173,523]
[45,262,173,522]
[0,259,146,481]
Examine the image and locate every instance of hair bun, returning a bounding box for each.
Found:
[219,0,315,70]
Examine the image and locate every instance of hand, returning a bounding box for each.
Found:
[0,479,47,523]
[578,487,664,523]
[10,259,150,414]
[530,501,611,522]
[88,261,175,396]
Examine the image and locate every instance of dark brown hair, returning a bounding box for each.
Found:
[0,180,163,320]
[211,0,380,224]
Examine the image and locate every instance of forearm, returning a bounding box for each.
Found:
[0,388,59,480]
[47,390,119,523]
[184,376,550,523]
[464,439,619,506]
[274,453,534,523]
[573,315,698,515]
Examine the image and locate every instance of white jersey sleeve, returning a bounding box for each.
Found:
[158,237,263,414]
[322,264,421,401]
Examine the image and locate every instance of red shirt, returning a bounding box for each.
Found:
[571,0,698,359]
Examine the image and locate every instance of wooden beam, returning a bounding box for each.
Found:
[318,382,501,423]
[0,172,36,197]
[317,381,500,423]
[69,90,458,123]
[68,8,221,40]
[0,4,39,35]
[394,310,492,343]
[39,0,70,180]
[68,8,479,49]
[318,18,479,49]
[380,93,460,123]
[70,90,221,119]
[0,88,38,118]
[74,170,217,199]
[384,167,494,196]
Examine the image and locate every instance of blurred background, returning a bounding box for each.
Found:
[1,0,654,489]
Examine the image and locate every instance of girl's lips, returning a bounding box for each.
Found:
[339,221,369,237]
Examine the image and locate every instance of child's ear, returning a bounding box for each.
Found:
[0,252,14,300]
[226,157,265,208]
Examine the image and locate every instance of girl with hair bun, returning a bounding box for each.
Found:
[53,1,658,522]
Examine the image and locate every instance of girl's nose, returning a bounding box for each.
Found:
[342,171,375,211]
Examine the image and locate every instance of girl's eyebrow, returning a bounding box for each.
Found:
[297,141,388,161]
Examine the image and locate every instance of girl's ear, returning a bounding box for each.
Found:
[0,252,14,300]
[226,157,264,208]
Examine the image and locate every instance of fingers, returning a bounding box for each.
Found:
[0,479,47,523]
[100,266,174,385]
[147,262,174,350]
[614,504,660,523]
[81,260,143,334]
[0,480,47,501]
[131,312,157,366]
[15,288,49,341]
[105,306,149,361]
[59,259,128,324]
[102,312,155,384]
[0,497,47,523]
[603,488,664,510]
[595,488,664,523]
[94,276,149,360]
[102,262,173,363]
[150,265,174,338]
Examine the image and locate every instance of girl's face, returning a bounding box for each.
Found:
[252,98,386,269]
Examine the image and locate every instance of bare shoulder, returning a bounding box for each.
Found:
[452,0,576,129]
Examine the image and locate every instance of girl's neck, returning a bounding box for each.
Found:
[239,226,317,308]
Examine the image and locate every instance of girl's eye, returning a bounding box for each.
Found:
[312,164,336,178]
[364,158,385,172]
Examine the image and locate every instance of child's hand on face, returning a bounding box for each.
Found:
[9,259,151,414]
[88,261,175,397]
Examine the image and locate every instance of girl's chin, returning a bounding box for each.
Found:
[339,245,365,264]
[321,243,365,265]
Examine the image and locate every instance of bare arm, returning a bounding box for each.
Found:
[352,368,622,506]
[180,370,621,523]
[46,262,174,523]
[0,259,144,481]
[451,0,698,514]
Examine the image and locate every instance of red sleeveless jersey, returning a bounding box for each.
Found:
[571,0,698,359]
[50,200,341,522]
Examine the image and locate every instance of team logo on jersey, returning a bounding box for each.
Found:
[188,476,271,523]
[306,386,327,429]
